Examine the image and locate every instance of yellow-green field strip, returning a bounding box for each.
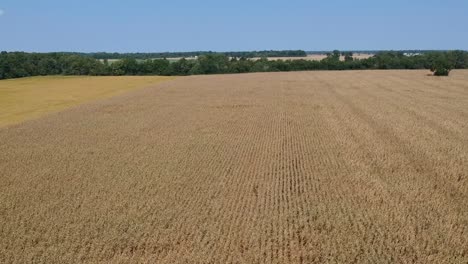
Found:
[0,76,175,127]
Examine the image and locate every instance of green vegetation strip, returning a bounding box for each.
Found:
[1,50,466,80]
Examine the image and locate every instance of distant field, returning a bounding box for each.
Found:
[1,70,467,263]
[251,53,374,61]
[0,76,174,127]
[167,54,374,61]
[105,53,374,63]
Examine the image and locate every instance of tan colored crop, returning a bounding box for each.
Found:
[0,70,467,263]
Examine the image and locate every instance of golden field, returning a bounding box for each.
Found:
[0,76,174,127]
[0,70,467,263]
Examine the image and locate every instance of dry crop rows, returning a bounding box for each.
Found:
[0,70,467,263]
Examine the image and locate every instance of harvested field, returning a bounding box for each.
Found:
[1,70,467,263]
[153,53,373,62]
[0,76,174,127]
[250,53,374,61]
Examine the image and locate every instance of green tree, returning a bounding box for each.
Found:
[195,54,230,74]
[251,57,271,72]
[343,52,354,62]
[169,58,195,75]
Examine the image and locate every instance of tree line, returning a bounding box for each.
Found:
[1,50,467,80]
[73,50,307,60]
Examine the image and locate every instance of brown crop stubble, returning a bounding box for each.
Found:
[0,70,467,263]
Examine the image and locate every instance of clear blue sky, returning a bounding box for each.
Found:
[1,0,467,52]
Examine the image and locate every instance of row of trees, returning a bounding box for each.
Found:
[0,52,107,79]
[76,50,307,60]
[1,50,467,80]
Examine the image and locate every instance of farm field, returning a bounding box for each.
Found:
[0,76,174,127]
[1,70,468,263]
[163,53,373,62]
[252,53,374,61]
[103,53,374,63]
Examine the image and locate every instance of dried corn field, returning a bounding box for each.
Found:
[1,70,468,263]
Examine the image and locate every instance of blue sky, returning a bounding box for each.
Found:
[0,0,467,52]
